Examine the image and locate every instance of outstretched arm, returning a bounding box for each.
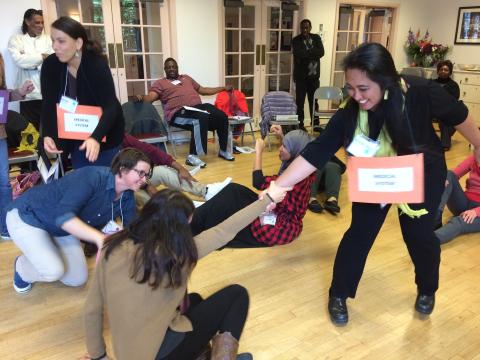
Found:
[275,156,317,187]
[135,91,160,103]
[197,84,233,96]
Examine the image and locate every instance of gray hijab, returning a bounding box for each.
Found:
[278,130,314,175]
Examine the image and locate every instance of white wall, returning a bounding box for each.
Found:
[426,0,480,66]
[172,0,222,89]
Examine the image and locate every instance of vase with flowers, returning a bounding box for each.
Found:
[405,29,450,68]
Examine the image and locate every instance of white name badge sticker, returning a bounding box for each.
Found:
[347,134,380,157]
[171,80,181,85]
[59,95,78,113]
[260,212,277,226]
[358,167,414,192]
[64,112,100,133]
[101,220,123,235]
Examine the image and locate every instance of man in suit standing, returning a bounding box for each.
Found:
[292,19,324,131]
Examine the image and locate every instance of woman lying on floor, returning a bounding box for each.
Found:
[191,129,316,247]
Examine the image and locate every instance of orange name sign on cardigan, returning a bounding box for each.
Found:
[56,104,105,141]
[347,153,424,204]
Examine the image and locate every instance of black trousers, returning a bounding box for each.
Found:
[20,100,42,131]
[330,162,446,299]
[438,122,456,149]
[191,183,267,248]
[295,77,319,127]
[172,103,229,155]
[160,285,249,359]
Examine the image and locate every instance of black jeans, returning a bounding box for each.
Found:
[191,183,267,248]
[159,284,249,359]
[438,122,456,149]
[330,162,446,299]
[172,103,229,155]
[295,77,319,127]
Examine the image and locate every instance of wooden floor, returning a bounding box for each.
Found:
[1,132,480,359]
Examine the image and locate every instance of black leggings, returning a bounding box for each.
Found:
[161,284,249,359]
[330,162,446,299]
[191,183,268,248]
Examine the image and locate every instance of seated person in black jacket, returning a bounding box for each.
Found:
[434,60,460,151]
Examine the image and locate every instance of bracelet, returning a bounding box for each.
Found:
[265,192,274,203]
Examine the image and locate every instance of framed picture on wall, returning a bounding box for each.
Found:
[455,6,480,44]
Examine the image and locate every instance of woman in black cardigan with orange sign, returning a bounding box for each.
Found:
[41,17,124,169]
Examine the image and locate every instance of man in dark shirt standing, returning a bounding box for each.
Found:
[292,19,325,131]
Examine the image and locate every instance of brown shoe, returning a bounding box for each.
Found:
[211,332,239,360]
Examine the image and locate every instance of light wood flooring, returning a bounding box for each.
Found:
[1,132,479,359]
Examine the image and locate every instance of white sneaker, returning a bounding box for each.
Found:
[186,154,206,168]
[188,165,201,176]
[205,177,232,201]
[192,200,205,208]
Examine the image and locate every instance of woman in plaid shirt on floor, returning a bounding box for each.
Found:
[191,130,315,247]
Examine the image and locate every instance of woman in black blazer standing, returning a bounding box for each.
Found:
[41,17,124,168]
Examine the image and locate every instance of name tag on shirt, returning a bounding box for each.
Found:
[260,212,277,226]
[347,134,380,157]
[171,80,182,85]
[59,95,78,113]
[101,220,123,235]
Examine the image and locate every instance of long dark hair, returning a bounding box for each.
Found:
[51,16,103,57]
[342,42,410,153]
[104,189,197,290]
[21,9,42,34]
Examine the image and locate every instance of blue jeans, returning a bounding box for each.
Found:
[71,145,120,169]
[0,139,12,235]
[435,170,480,244]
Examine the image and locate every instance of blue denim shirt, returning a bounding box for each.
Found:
[8,166,136,236]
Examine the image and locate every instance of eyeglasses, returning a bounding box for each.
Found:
[132,168,152,180]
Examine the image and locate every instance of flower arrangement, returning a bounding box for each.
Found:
[405,29,450,68]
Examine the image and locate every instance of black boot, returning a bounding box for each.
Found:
[415,293,435,315]
[328,296,348,325]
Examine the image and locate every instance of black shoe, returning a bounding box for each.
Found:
[415,293,435,315]
[324,200,340,215]
[328,296,348,325]
[308,199,324,213]
[233,146,241,154]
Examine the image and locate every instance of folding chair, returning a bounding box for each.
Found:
[312,86,344,133]
[228,116,255,147]
[400,67,426,78]
[121,102,169,153]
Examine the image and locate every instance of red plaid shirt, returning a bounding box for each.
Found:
[250,171,316,246]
